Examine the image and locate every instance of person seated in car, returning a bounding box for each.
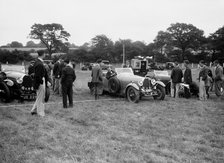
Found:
[106,67,116,79]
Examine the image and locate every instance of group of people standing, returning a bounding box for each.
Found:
[30,51,76,116]
[170,59,223,100]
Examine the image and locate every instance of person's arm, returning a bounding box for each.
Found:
[170,69,174,80]
[189,69,192,83]
[61,68,66,84]
[99,68,103,79]
[215,67,223,81]
[73,70,76,82]
[53,63,58,76]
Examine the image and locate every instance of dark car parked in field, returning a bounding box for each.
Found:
[0,70,36,102]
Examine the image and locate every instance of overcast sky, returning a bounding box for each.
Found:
[0,0,223,46]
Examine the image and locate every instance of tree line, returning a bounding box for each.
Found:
[1,23,224,64]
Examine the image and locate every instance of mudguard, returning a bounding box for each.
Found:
[4,79,14,87]
[125,82,139,91]
[154,81,165,87]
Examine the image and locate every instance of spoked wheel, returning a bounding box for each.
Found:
[126,86,140,103]
[0,82,11,102]
[153,85,165,100]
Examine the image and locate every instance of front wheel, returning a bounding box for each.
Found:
[153,84,165,100]
[126,86,140,103]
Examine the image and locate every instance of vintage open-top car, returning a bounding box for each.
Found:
[88,68,166,103]
[0,70,36,102]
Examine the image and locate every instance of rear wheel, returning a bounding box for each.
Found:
[0,82,10,102]
[126,86,140,103]
[108,77,120,94]
[153,84,165,100]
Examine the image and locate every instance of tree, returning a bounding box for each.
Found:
[26,41,37,47]
[153,31,171,55]
[209,26,224,59]
[10,41,23,47]
[166,23,205,62]
[91,34,114,61]
[29,23,70,58]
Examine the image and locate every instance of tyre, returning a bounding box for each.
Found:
[126,86,140,103]
[153,84,165,100]
[0,82,11,102]
[108,77,120,94]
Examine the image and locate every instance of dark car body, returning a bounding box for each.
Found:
[0,70,36,102]
[146,70,171,94]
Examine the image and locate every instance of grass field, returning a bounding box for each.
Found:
[0,69,224,163]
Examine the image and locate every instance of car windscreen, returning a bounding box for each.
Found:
[115,68,134,75]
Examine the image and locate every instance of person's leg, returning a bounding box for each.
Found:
[199,80,204,100]
[170,82,175,98]
[52,76,55,91]
[205,86,209,99]
[37,83,45,116]
[68,84,73,107]
[215,81,222,97]
[203,83,207,100]
[59,78,62,96]
[62,84,67,108]
[175,83,180,98]
[54,78,59,94]
[94,83,98,100]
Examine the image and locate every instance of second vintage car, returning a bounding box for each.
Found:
[88,68,166,103]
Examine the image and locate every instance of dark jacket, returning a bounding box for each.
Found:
[53,61,61,78]
[199,66,209,81]
[61,65,76,86]
[91,64,103,83]
[171,66,183,83]
[33,58,48,90]
[183,67,192,84]
[214,65,223,81]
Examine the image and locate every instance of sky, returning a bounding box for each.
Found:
[0,0,224,46]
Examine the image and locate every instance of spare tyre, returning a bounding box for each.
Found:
[108,77,120,94]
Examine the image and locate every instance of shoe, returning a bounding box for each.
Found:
[63,106,67,109]
[69,105,73,108]
[31,112,37,115]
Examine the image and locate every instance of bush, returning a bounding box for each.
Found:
[0,49,34,64]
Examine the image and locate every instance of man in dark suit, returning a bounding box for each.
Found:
[183,60,192,85]
[31,50,48,116]
[61,59,76,108]
[170,62,183,98]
